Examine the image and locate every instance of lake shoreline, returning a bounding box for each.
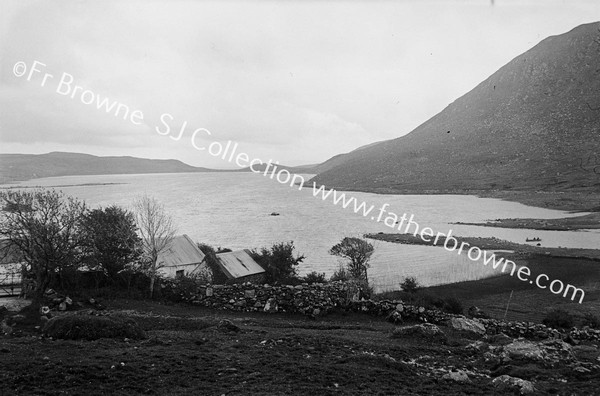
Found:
[366,233,600,262]
[452,212,600,231]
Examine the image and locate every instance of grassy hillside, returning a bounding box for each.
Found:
[0,152,215,183]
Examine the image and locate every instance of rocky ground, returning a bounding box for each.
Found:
[1,299,599,395]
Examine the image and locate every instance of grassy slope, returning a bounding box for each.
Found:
[1,300,599,395]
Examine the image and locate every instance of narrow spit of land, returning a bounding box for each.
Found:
[453,212,600,231]
[365,233,600,261]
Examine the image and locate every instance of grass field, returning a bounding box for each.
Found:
[2,299,600,395]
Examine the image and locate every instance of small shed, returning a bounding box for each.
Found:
[156,234,210,279]
[215,249,265,284]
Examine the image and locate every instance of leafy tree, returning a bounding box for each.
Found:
[197,243,229,284]
[80,205,141,282]
[329,237,374,286]
[0,189,86,299]
[133,195,176,297]
[400,276,421,293]
[251,241,305,284]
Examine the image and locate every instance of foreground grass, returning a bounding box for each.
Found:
[1,299,600,395]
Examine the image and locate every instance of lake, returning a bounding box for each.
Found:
[3,172,598,292]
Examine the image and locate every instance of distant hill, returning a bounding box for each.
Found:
[310,23,600,195]
[0,152,216,183]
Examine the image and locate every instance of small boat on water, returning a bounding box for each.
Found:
[525,237,542,242]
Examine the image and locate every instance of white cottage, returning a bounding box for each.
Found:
[156,234,210,279]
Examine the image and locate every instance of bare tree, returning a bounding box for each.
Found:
[0,189,86,300]
[133,195,176,297]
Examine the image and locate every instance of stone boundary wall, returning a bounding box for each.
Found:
[186,281,600,343]
[189,282,350,316]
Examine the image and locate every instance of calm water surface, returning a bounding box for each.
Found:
[4,173,599,291]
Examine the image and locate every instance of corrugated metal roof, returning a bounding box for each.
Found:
[216,249,265,279]
[157,234,206,268]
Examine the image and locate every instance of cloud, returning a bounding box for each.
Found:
[1,0,599,167]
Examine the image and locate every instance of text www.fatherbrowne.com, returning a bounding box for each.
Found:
[311,184,586,304]
[13,59,585,304]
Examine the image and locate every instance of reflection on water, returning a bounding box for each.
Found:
[4,173,599,291]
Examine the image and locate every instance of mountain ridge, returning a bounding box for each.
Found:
[0,152,316,183]
[309,22,600,199]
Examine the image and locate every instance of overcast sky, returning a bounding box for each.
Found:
[1,0,599,168]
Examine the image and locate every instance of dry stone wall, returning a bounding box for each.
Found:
[185,281,600,343]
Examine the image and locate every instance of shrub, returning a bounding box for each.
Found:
[414,291,445,310]
[581,312,600,329]
[250,241,305,284]
[197,243,229,284]
[542,309,574,329]
[303,271,327,284]
[400,276,421,294]
[443,296,464,315]
[330,265,350,282]
[43,314,146,340]
[162,273,205,302]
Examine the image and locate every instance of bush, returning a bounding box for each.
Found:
[303,271,327,284]
[581,312,600,329]
[400,276,420,294]
[197,243,229,284]
[443,296,464,315]
[330,265,350,282]
[43,314,146,340]
[250,241,305,284]
[542,309,575,329]
[161,273,205,302]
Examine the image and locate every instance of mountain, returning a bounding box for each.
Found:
[310,23,600,195]
[0,152,216,183]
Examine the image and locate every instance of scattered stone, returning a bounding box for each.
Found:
[492,375,535,394]
[442,370,470,383]
[486,333,513,346]
[391,323,447,343]
[503,340,546,361]
[448,317,486,336]
[1,319,13,335]
[217,319,240,333]
[386,311,403,325]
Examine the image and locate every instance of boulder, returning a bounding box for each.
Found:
[492,375,535,394]
[386,311,403,325]
[503,340,546,361]
[448,317,486,336]
[217,319,240,333]
[442,370,470,383]
[501,339,574,365]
